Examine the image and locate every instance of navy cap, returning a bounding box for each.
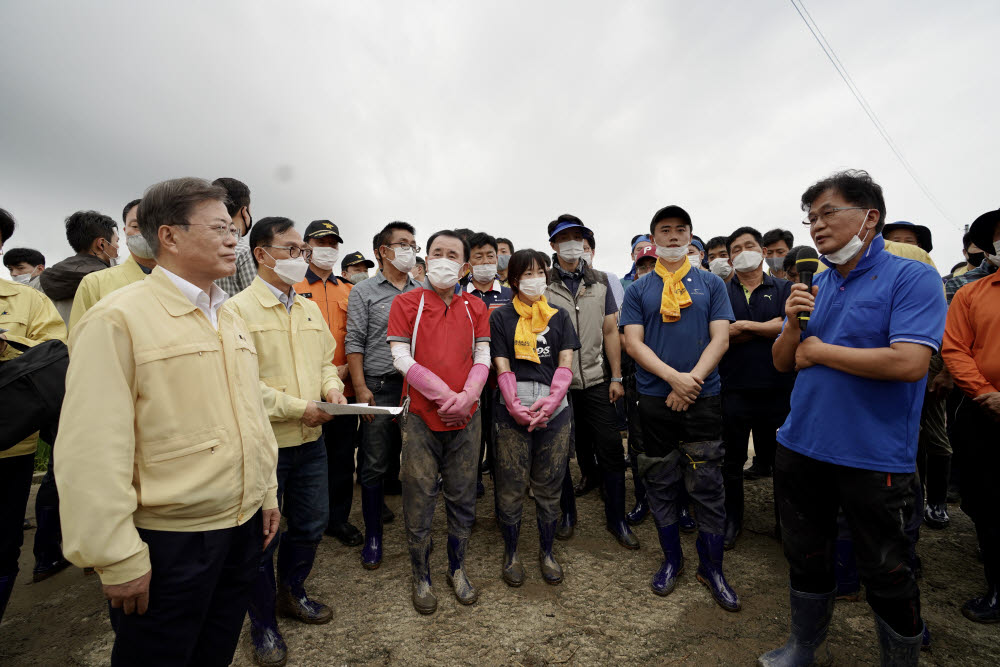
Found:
[341,250,374,271]
[304,220,343,243]
[882,221,932,252]
[548,218,593,241]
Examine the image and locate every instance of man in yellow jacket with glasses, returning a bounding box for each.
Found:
[55,178,280,666]
[225,216,347,667]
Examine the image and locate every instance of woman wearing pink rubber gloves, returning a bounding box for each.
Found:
[489,249,580,586]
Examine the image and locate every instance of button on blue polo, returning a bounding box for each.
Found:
[776,235,947,473]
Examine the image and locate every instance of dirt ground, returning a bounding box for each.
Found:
[3,458,999,666]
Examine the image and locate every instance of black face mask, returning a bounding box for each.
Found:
[242,209,253,237]
[967,251,985,267]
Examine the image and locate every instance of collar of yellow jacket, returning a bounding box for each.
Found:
[148,266,202,318]
[249,275,300,310]
[653,257,693,322]
[512,294,558,364]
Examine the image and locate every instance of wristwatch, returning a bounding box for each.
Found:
[610,377,623,383]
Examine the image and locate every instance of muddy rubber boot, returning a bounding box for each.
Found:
[409,538,437,615]
[874,614,921,666]
[446,535,478,605]
[537,518,563,585]
[360,482,383,569]
[757,587,834,666]
[248,561,288,667]
[276,542,332,624]
[556,469,576,541]
[695,532,740,612]
[834,539,862,601]
[602,471,639,550]
[651,524,684,596]
[501,522,525,587]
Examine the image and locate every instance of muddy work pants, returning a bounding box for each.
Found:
[401,411,481,545]
[637,395,726,534]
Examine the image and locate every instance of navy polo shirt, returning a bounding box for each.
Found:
[466,279,513,312]
[776,235,948,473]
[620,266,734,397]
[719,272,795,392]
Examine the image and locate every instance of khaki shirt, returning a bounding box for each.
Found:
[69,255,148,330]
[55,267,279,586]
[0,278,67,458]
[224,277,344,447]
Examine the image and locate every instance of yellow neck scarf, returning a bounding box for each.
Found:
[512,294,558,364]
[654,257,693,322]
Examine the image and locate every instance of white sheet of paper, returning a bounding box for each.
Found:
[316,402,403,416]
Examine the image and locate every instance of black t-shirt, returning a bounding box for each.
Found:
[489,302,581,385]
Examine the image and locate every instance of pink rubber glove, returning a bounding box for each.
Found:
[406,363,456,406]
[528,366,573,432]
[497,371,533,427]
[438,363,489,421]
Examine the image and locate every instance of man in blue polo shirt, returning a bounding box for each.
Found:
[761,170,946,666]
[718,226,793,550]
[621,205,739,612]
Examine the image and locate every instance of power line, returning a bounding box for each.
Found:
[789,0,958,229]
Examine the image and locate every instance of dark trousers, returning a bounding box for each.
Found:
[359,376,404,486]
[267,440,330,556]
[478,385,497,482]
[34,452,62,566]
[495,406,572,525]
[721,389,789,523]
[324,413,360,527]
[110,511,263,667]
[0,454,34,579]
[774,444,921,636]
[570,382,626,476]
[401,411,481,544]
[637,395,726,534]
[954,398,1000,586]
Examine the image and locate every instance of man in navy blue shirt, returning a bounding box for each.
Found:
[718,226,794,550]
[621,205,739,612]
[761,170,946,666]
[465,232,514,499]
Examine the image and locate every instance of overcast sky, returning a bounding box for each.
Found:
[1,1,997,280]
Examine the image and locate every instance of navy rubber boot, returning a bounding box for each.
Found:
[446,535,478,605]
[537,517,563,584]
[602,471,639,550]
[651,524,684,596]
[360,482,383,569]
[678,505,697,533]
[758,587,835,666]
[409,538,437,615]
[276,542,332,624]
[247,560,287,667]
[501,522,525,587]
[695,532,740,612]
[627,457,649,525]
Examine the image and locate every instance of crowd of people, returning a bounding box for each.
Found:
[0,168,997,666]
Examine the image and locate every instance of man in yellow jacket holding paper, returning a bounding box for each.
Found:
[224,216,347,667]
[55,178,281,666]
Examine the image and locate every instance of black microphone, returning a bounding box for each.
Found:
[795,247,820,331]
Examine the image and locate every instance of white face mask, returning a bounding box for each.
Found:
[126,233,155,260]
[656,244,688,262]
[12,273,32,284]
[349,271,368,285]
[557,240,585,262]
[426,258,463,289]
[310,247,340,270]
[709,257,733,278]
[687,253,702,266]
[519,276,547,298]
[732,250,763,273]
[270,255,309,285]
[824,209,871,265]
[388,245,417,273]
[472,263,497,282]
[581,251,593,265]
[496,254,511,271]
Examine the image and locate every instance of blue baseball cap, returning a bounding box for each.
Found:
[547,215,593,241]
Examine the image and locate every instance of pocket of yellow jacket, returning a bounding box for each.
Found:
[147,437,221,464]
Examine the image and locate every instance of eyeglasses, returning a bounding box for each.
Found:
[384,242,421,253]
[802,207,867,226]
[185,223,240,239]
[262,245,313,261]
